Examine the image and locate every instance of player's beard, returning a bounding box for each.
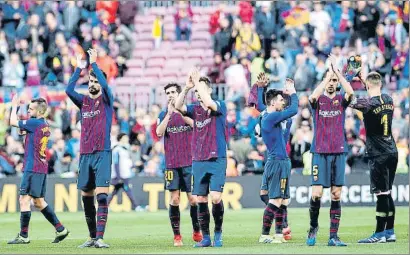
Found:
[89,87,100,95]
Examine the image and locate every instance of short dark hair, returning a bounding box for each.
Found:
[265,89,283,106]
[89,70,108,80]
[164,83,181,93]
[31,98,48,114]
[199,76,211,87]
[117,133,128,142]
[366,72,382,87]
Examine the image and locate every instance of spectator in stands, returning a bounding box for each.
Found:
[290,127,311,171]
[309,2,332,51]
[207,53,227,84]
[2,52,25,89]
[97,0,119,26]
[234,22,261,56]
[264,48,287,89]
[278,24,306,68]
[2,1,28,46]
[289,53,315,91]
[353,1,377,48]
[331,1,354,47]
[256,1,278,59]
[42,12,63,64]
[26,55,42,86]
[224,56,249,100]
[174,0,193,41]
[250,51,265,85]
[63,1,80,34]
[95,44,118,83]
[66,129,80,158]
[209,3,232,37]
[238,1,253,24]
[152,15,164,49]
[213,17,234,57]
[117,0,138,30]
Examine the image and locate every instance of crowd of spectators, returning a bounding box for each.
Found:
[0,0,138,88]
[0,1,409,179]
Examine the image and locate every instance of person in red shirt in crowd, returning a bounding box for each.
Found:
[97,0,119,25]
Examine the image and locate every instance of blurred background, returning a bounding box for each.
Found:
[0,1,408,207]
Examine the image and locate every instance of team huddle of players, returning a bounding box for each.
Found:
[7,49,398,248]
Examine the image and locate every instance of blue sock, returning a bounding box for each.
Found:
[20,211,31,238]
[41,206,64,232]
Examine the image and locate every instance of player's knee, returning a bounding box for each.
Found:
[188,196,197,206]
[210,193,222,204]
[32,198,45,209]
[331,190,341,200]
[19,196,30,208]
[312,190,323,200]
[170,196,180,206]
[260,190,268,196]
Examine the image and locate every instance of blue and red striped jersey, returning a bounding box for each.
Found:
[18,118,50,174]
[186,100,227,161]
[310,93,350,154]
[158,110,193,169]
[65,63,114,154]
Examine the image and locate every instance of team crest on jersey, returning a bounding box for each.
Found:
[95,100,100,107]
[333,100,339,106]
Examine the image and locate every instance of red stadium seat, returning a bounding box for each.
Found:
[205,49,214,57]
[190,40,210,49]
[186,49,204,59]
[164,58,183,70]
[126,59,144,68]
[137,32,153,42]
[191,31,211,41]
[161,68,180,77]
[135,41,153,50]
[148,7,167,16]
[168,49,187,59]
[135,15,156,24]
[192,22,210,31]
[132,49,151,60]
[146,58,165,68]
[164,14,175,24]
[144,68,163,78]
[136,24,153,33]
[114,77,137,86]
[125,67,143,78]
[149,49,168,59]
[172,41,190,50]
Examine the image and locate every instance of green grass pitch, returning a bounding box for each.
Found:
[0,207,408,254]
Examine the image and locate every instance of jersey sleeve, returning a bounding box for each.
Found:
[18,119,38,133]
[91,63,114,106]
[185,104,195,119]
[65,68,84,108]
[257,87,266,112]
[213,100,227,116]
[350,96,372,113]
[341,92,352,108]
[157,110,166,125]
[262,94,299,130]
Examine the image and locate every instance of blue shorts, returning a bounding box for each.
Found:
[20,172,47,198]
[192,158,227,196]
[311,153,346,188]
[78,151,112,191]
[164,166,192,192]
[261,158,291,199]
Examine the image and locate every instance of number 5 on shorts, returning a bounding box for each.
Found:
[312,165,319,181]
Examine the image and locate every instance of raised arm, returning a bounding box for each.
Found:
[256,72,269,112]
[65,54,86,108]
[156,110,171,138]
[262,79,299,130]
[309,70,331,104]
[283,118,293,142]
[9,95,19,128]
[329,54,354,101]
[191,68,218,111]
[175,76,194,114]
[88,49,114,106]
